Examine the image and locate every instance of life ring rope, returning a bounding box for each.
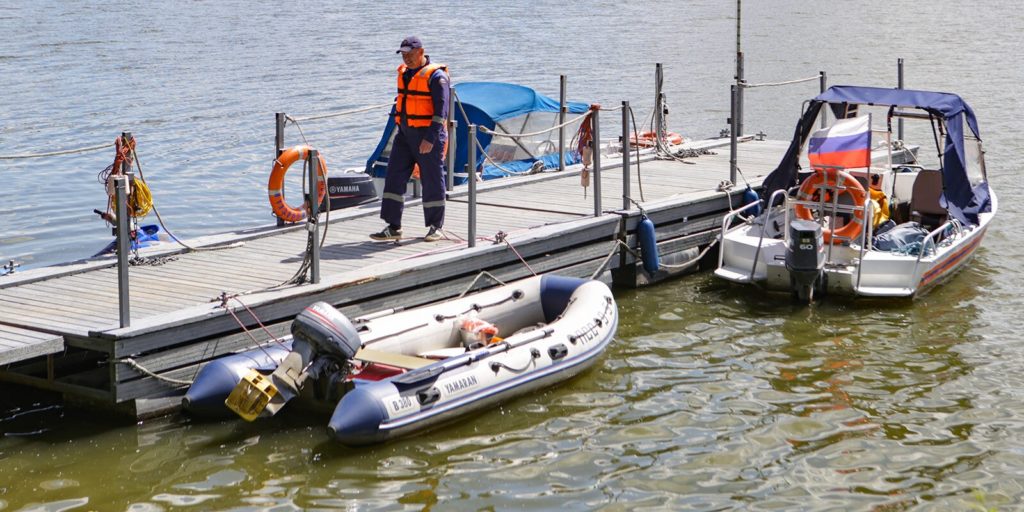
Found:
[268,145,328,223]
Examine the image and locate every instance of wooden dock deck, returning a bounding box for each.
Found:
[0,136,788,416]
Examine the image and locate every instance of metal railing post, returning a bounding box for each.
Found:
[114,174,131,328]
[275,113,287,227]
[468,124,477,248]
[308,149,321,284]
[447,120,457,192]
[621,101,630,210]
[730,85,738,185]
[275,112,286,158]
[592,109,602,217]
[655,63,664,142]
[819,71,828,128]
[897,58,905,141]
[559,74,567,172]
[736,57,744,137]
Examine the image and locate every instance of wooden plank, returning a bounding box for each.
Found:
[0,325,64,365]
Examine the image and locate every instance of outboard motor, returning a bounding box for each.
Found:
[225,302,361,420]
[321,171,377,211]
[785,219,826,302]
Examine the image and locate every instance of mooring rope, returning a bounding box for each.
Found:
[0,142,112,160]
[116,358,194,386]
[493,230,537,276]
[740,75,820,88]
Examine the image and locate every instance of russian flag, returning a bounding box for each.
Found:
[807,115,871,170]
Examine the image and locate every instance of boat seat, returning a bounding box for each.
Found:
[909,170,947,229]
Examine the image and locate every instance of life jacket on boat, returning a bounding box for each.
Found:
[394,62,447,128]
[868,183,890,228]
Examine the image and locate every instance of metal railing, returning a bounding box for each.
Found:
[908,218,964,291]
[716,199,762,275]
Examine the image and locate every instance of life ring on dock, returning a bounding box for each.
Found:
[629,131,684,147]
[794,169,867,244]
[268,145,328,223]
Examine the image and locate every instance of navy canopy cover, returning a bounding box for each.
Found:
[367,82,590,183]
[761,85,990,225]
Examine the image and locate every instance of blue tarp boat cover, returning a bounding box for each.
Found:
[761,85,990,225]
[366,82,590,184]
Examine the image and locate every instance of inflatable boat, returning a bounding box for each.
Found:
[182,274,618,445]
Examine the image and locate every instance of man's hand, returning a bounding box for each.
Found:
[419,139,433,154]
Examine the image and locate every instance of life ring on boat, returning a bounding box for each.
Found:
[629,131,684,147]
[794,169,867,244]
[268,145,328,223]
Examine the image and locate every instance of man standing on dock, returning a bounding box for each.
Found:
[370,36,450,242]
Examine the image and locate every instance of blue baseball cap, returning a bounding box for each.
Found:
[396,36,423,53]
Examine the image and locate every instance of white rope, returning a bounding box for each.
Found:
[287,102,393,123]
[740,75,821,88]
[477,110,592,139]
[0,142,112,160]
[117,358,193,386]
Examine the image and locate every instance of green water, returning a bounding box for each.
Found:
[4,0,1024,509]
[4,260,1022,510]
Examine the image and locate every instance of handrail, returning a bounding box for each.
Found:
[747,188,791,281]
[285,102,393,123]
[716,199,762,271]
[478,110,592,139]
[739,75,821,89]
[908,219,963,290]
[854,196,874,291]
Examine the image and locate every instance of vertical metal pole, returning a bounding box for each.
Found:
[275,113,285,158]
[559,74,567,172]
[308,150,321,284]
[114,175,131,328]
[621,101,631,210]
[730,85,738,185]
[468,124,477,248]
[275,114,287,227]
[735,0,744,137]
[897,58,905,141]
[819,71,828,128]
[447,120,457,192]
[447,79,456,191]
[592,109,602,217]
[655,63,664,142]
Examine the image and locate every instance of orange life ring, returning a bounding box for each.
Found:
[794,169,867,244]
[268,145,328,223]
[629,131,684,147]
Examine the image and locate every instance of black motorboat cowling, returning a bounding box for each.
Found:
[786,219,825,299]
[320,172,377,211]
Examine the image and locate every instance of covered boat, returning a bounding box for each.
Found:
[366,82,591,184]
[183,274,618,445]
[715,85,995,300]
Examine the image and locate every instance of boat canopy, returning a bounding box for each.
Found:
[761,85,990,225]
[366,82,591,184]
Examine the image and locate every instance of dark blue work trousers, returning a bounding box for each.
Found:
[380,126,446,229]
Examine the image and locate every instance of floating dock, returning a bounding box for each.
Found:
[0,136,788,417]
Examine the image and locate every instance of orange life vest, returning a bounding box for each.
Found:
[395,62,447,128]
